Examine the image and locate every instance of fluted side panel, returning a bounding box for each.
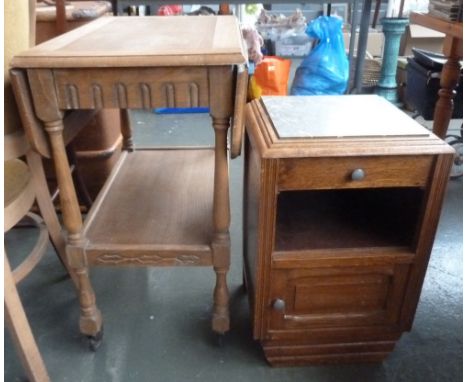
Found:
[163,83,175,108]
[189,82,199,107]
[140,83,152,109]
[92,84,104,109]
[54,67,210,109]
[116,83,127,108]
[65,84,80,109]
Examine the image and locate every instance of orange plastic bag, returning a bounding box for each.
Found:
[249,56,291,99]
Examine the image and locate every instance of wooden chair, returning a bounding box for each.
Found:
[4,1,96,379]
[4,132,79,382]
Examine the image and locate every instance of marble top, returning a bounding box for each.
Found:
[261,95,430,139]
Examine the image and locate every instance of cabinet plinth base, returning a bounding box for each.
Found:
[262,339,397,366]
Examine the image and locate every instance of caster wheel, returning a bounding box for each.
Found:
[87,327,104,352]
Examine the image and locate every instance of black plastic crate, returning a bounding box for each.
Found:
[406,57,463,120]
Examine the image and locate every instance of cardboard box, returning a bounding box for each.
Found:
[399,25,445,56]
[343,29,384,58]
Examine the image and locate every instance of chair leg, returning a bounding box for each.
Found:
[26,150,79,289]
[4,254,50,382]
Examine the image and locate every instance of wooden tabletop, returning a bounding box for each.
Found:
[410,12,463,39]
[12,15,247,68]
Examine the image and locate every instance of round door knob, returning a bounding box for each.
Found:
[351,168,365,181]
[272,299,286,311]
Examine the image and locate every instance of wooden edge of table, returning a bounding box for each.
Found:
[410,12,463,39]
[11,53,247,69]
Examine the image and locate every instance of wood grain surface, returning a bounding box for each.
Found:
[12,16,247,68]
[85,149,214,250]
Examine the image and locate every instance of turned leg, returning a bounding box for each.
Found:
[432,55,462,139]
[44,120,102,340]
[25,150,79,289]
[211,117,231,334]
[120,109,134,151]
[209,66,234,334]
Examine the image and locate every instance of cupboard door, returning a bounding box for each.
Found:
[267,263,411,333]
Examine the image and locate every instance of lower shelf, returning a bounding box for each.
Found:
[83,148,215,266]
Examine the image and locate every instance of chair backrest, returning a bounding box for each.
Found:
[4,3,36,232]
[5,0,35,137]
[4,0,37,235]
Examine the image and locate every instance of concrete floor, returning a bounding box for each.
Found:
[5,111,463,382]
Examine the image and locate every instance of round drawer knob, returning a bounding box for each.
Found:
[272,299,286,311]
[351,168,366,181]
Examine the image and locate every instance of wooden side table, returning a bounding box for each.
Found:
[243,95,453,365]
[410,12,463,139]
[11,16,247,346]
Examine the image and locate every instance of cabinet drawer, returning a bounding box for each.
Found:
[267,263,411,334]
[278,155,434,190]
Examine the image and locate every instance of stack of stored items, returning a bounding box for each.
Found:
[428,0,462,21]
[255,9,311,57]
[406,48,463,119]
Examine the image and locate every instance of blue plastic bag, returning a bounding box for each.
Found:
[291,16,349,95]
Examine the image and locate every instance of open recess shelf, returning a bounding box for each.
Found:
[275,188,424,252]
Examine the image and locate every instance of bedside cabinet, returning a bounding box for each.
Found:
[243,95,454,366]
